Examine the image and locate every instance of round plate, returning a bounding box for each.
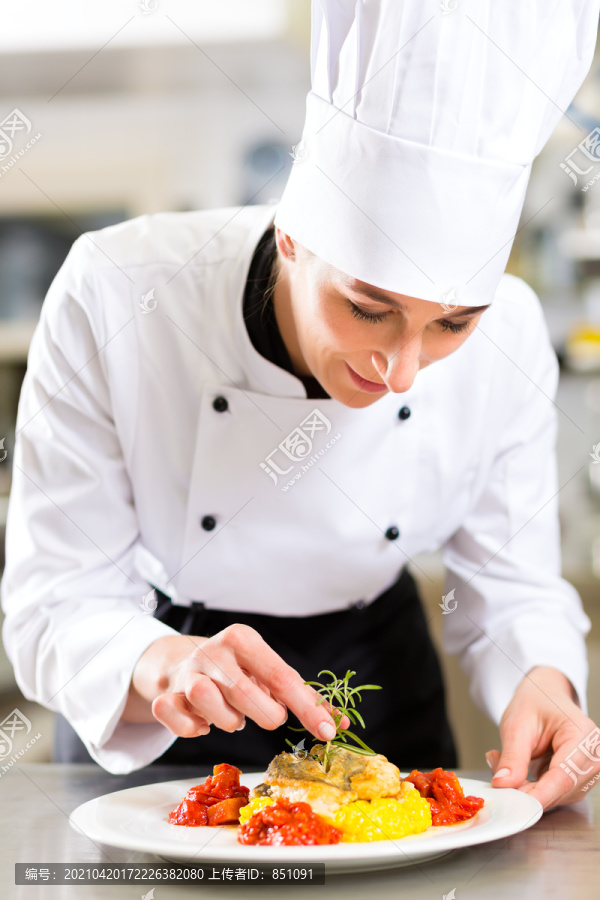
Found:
[69,772,543,874]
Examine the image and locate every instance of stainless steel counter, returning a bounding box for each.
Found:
[2,764,599,899]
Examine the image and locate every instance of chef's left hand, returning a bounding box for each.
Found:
[485,666,600,811]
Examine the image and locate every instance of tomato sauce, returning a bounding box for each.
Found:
[168,797,209,826]
[237,798,342,846]
[168,763,249,827]
[404,768,485,826]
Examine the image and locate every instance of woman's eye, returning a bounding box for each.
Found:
[348,302,388,324]
[438,319,472,334]
[348,299,474,333]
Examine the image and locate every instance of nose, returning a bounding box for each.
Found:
[372,334,421,393]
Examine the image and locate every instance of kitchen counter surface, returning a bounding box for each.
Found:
[2,763,599,899]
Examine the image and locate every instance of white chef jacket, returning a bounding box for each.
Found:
[0,203,591,774]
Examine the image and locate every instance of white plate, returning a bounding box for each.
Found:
[69,772,543,874]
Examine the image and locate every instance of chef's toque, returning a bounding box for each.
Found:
[274,0,599,306]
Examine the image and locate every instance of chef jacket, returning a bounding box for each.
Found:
[0,202,591,774]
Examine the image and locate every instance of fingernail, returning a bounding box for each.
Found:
[318,721,336,741]
[485,755,493,769]
[492,767,511,780]
[235,719,246,731]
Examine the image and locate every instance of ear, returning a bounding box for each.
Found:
[275,227,296,262]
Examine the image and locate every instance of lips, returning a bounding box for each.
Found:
[345,363,388,393]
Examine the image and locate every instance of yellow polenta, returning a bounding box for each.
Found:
[238,783,432,842]
[325,792,432,842]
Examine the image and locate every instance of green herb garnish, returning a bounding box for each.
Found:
[285,669,382,772]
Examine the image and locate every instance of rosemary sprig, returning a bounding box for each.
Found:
[285,669,381,772]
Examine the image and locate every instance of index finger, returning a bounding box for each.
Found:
[230,627,345,742]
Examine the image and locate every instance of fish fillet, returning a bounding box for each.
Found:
[250,744,403,816]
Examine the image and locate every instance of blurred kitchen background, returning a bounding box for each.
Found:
[0,0,598,770]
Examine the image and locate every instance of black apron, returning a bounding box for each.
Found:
[53,567,457,770]
[149,566,457,772]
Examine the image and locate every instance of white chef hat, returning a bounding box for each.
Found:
[274,0,599,306]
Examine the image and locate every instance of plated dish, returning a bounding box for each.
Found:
[166,749,485,845]
[69,771,543,873]
[69,671,543,870]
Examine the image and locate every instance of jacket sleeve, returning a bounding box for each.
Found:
[0,235,180,773]
[440,288,591,724]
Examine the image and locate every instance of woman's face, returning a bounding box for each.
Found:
[274,229,489,409]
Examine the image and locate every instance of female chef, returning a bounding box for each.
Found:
[2,1,600,812]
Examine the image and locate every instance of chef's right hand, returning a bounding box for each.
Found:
[123,626,345,743]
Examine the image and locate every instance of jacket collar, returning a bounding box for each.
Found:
[232,203,313,399]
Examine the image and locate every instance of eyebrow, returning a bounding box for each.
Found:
[345,282,490,315]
